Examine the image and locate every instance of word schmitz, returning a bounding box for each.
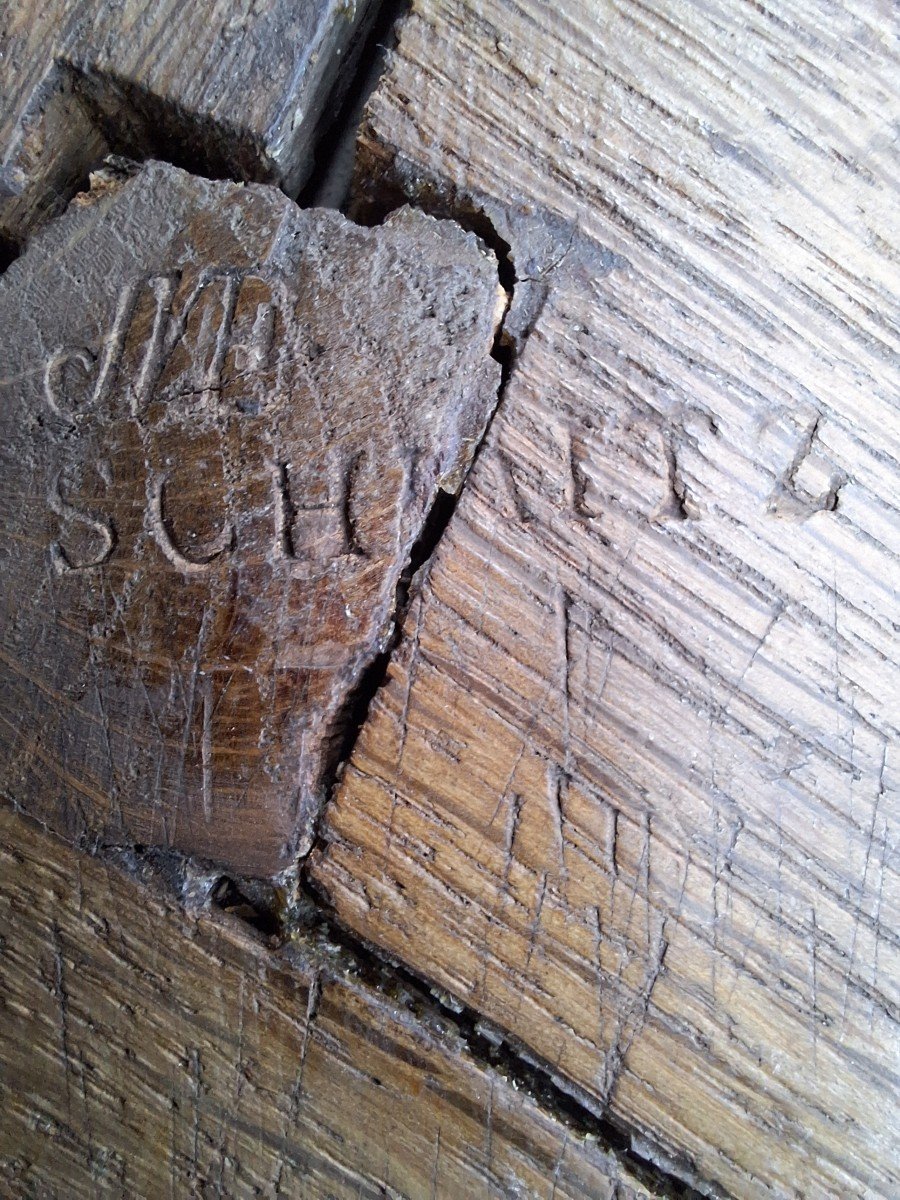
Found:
[0,161,501,877]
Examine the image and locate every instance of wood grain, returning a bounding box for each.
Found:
[310,1,900,1196]
[0,0,378,247]
[0,803,675,1200]
[0,159,502,878]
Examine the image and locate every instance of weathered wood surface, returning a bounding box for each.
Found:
[0,159,503,878]
[310,1,900,1197]
[0,0,377,249]
[0,804,674,1200]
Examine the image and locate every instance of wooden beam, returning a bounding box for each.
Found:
[310,1,900,1195]
[0,159,503,878]
[0,0,379,247]
[0,804,673,1199]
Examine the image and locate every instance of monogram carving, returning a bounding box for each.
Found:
[42,269,386,574]
[43,269,282,422]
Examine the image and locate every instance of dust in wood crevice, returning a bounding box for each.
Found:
[288,890,712,1200]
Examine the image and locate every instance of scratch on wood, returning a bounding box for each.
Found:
[201,672,213,823]
[547,761,567,883]
[293,969,322,1107]
[503,791,523,887]
[50,920,73,1117]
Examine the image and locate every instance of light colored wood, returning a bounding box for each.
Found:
[311,1,900,1196]
[0,804,672,1200]
[0,0,377,247]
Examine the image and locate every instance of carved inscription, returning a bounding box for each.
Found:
[0,161,501,876]
[501,413,699,528]
[149,472,235,572]
[768,414,847,519]
[44,270,279,420]
[49,465,116,572]
[42,269,386,576]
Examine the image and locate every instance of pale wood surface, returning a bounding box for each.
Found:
[0,0,377,246]
[0,804,672,1200]
[310,2,900,1196]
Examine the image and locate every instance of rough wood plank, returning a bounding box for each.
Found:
[310,1,900,1196]
[0,805,675,1200]
[0,0,378,248]
[0,159,503,878]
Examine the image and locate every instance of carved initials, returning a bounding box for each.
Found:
[128,270,240,415]
[48,470,116,572]
[41,270,389,576]
[147,473,235,573]
[43,278,143,419]
[271,453,368,574]
[43,269,282,421]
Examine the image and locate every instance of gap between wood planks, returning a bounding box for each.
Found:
[2,4,717,1195]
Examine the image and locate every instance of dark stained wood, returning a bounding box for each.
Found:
[0,159,503,878]
[0,0,379,247]
[0,804,671,1200]
[310,1,900,1197]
